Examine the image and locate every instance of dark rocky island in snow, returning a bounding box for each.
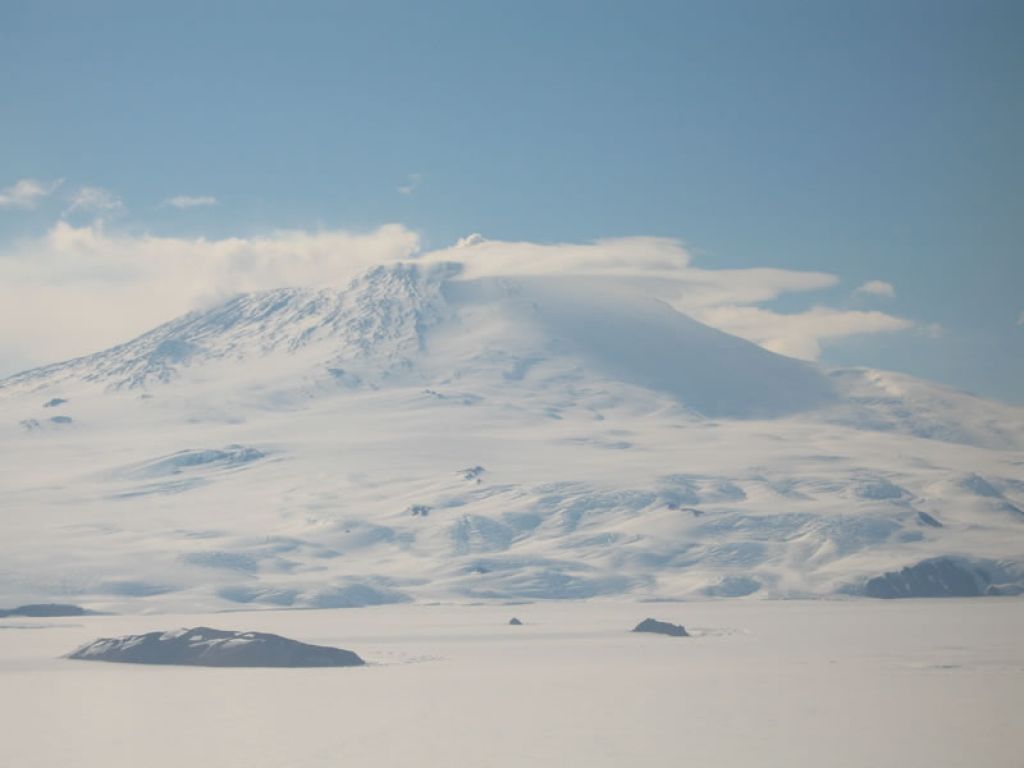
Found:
[67,627,365,667]
[633,618,689,637]
[509,617,523,625]
[0,603,90,618]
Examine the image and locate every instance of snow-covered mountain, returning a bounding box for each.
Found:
[1,261,1022,611]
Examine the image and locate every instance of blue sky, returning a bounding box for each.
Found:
[1,0,1022,402]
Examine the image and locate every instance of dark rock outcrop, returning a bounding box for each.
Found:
[0,603,89,618]
[986,583,1024,596]
[633,618,689,637]
[864,557,992,598]
[509,617,523,625]
[67,627,365,667]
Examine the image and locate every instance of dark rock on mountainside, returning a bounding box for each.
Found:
[985,583,1024,596]
[509,617,523,625]
[0,603,89,618]
[633,618,689,637]
[864,557,999,598]
[67,627,365,667]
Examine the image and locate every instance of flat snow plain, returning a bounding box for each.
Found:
[1,599,1021,767]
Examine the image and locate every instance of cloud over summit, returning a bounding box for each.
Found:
[426,235,907,360]
[0,222,916,375]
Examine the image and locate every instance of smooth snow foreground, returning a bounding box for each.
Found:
[0,599,1021,768]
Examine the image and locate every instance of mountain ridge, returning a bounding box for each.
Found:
[1,262,457,393]
[0,261,1021,611]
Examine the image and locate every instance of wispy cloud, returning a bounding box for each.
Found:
[398,173,422,195]
[425,236,915,361]
[66,186,123,215]
[0,222,420,370]
[854,280,896,299]
[0,226,921,373]
[454,233,486,248]
[693,305,914,360]
[0,178,63,209]
[164,195,218,209]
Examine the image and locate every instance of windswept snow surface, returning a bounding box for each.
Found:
[0,601,1022,768]
[0,261,1022,610]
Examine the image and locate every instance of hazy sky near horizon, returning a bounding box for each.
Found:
[1,0,1022,402]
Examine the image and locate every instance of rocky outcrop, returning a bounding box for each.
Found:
[509,617,523,625]
[863,557,1005,598]
[67,627,365,667]
[632,618,689,637]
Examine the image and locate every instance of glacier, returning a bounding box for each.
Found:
[0,260,1022,611]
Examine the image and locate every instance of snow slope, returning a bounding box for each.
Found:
[1,261,1022,611]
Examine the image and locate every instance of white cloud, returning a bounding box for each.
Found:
[0,178,63,209]
[66,186,123,215]
[398,173,422,195]
[454,233,486,248]
[164,195,218,209]
[430,235,693,275]
[854,280,896,299]
[426,235,837,307]
[0,225,917,374]
[691,305,914,360]
[0,222,420,371]
[422,236,913,361]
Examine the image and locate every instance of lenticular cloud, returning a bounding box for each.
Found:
[0,223,912,373]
